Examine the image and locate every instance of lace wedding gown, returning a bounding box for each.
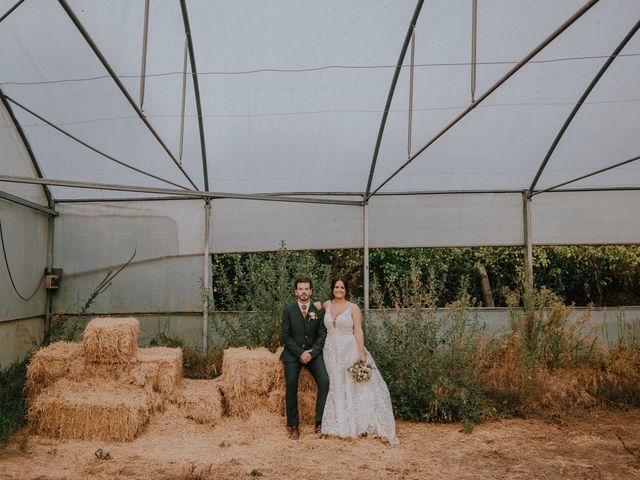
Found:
[321,302,399,444]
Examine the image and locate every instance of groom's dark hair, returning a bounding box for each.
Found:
[330,275,350,299]
[294,275,313,289]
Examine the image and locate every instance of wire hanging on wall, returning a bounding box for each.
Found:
[0,206,43,301]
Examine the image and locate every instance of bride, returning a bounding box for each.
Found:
[318,276,399,444]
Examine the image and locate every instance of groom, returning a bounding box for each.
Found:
[280,275,329,440]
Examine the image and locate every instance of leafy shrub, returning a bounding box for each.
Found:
[0,357,28,443]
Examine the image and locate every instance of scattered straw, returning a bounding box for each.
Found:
[82,316,139,364]
[28,378,151,442]
[176,379,223,426]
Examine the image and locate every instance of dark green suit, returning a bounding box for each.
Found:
[280,300,329,426]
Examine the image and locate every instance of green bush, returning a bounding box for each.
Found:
[366,273,490,427]
[0,357,28,443]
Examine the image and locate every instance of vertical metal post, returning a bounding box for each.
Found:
[139,0,150,109]
[363,201,370,314]
[522,193,533,294]
[203,201,211,351]
[45,215,55,341]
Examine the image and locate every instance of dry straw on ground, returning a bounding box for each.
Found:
[28,378,151,442]
[176,379,224,426]
[82,316,139,364]
[219,347,281,417]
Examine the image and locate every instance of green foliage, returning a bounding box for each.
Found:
[367,273,490,426]
[0,357,28,443]
[210,242,331,350]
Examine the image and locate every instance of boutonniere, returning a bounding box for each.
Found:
[308,311,318,320]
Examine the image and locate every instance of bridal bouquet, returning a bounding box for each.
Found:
[348,360,374,383]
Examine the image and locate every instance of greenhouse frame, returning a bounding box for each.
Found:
[1,0,639,366]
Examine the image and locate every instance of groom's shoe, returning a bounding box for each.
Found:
[315,422,322,434]
[288,426,300,440]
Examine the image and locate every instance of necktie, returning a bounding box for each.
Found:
[301,303,307,319]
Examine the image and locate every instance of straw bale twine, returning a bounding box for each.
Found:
[28,378,151,442]
[25,341,84,399]
[133,347,183,401]
[176,379,223,426]
[82,316,139,364]
[219,347,281,417]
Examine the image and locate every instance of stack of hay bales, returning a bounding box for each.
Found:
[27,319,320,441]
[219,346,318,424]
[26,316,207,441]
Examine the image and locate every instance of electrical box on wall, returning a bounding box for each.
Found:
[44,268,63,290]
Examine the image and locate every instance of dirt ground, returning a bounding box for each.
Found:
[1,407,639,480]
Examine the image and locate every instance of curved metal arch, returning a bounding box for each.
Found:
[179,0,210,192]
[364,0,425,198]
[0,88,54,209]
[528,17,640,196]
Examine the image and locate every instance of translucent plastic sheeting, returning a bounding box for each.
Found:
[373,0,640,194]
[0,201,48,320]
[0,1,639,205]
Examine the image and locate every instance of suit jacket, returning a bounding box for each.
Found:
[280,300,326,363]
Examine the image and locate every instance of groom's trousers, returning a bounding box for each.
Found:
[283,355,329,426]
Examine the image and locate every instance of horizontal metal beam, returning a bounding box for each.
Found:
[0,175,363,206]
[0,190,58,216]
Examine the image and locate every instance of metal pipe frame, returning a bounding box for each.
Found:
[363,202,370,313]
[57,0,200,191]
[44,185,640,205]
[531,153,640,197]
[528,17,640,196]
[5,95,193,191]
[0,0,24,24]
[365,0,425,197]
[368,0,600,199]
[522,192,533,292]
[179,0,210,191]
[0,175,363,206]
[0,90,55,209]
[0,191,58,216]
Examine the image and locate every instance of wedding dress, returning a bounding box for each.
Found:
[321,302,399,444]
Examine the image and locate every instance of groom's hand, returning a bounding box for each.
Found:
[300,350,312,364]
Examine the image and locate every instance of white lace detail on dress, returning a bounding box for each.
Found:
[321,302,400,445]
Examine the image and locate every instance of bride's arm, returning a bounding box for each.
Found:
[352,304,367,363]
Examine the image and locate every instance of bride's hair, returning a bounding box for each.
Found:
[330,275,350,299]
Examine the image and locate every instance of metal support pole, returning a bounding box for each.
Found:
[45,215,55,343]
[363,201,370,314]
[203,201,211,351]
[522,193,533,294]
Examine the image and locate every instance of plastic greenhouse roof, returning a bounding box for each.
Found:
[1,0,639,202]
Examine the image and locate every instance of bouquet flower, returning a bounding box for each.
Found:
[348,360,374,383]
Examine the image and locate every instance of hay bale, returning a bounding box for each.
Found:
[82,317,139,364]
[25,341,84,399]
[219,347,281,417]
[132,347,183,401]
[28,378,151,442]
[176,379,223,425]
